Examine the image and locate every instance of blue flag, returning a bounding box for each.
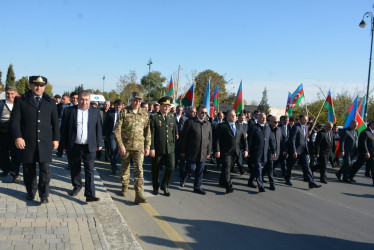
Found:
[203,78,211,111]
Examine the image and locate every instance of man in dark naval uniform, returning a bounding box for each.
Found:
[150,96,178,196]
[11,76,60,204]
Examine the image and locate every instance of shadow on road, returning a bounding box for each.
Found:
[140,216,374,250]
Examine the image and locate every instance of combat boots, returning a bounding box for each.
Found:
[121,185,128,197]
[134,191,147,204]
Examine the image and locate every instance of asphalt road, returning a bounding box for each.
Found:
[95,157,374,250]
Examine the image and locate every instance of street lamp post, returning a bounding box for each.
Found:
[359,11,374,122]
[147,59,153,102]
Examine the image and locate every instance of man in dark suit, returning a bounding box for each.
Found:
[286,114,321,189]
[175,105,188,177]
[180,105,212,195]
[150,96,178,196]
[336,120,358,182]
[11,76,60,204]
[277,115,289,178]
[349,121,374,185]
[247,113,275,192]
[0,86,21,182]
[214,109,248,193]
[102,99,123,175]
[313,121,334,183]
[233,112,248,175]
[262,115,283,190]
[60,90,103,202]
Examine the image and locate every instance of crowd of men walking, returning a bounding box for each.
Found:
[0,76,373,205]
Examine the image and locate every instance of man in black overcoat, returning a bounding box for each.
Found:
[11,76,60,203]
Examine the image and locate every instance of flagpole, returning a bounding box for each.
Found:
[177,65,181,100]
[311,99,326,131]
[303,94,309,117]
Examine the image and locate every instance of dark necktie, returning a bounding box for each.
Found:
[35,97,41,106]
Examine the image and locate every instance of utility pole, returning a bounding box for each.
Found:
[147,59,153,102]
[102,75,105,93]
[176,65,181,100]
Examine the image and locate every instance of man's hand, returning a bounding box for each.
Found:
[15,138,26,149]
[52,141,59,150]
[206,154,210,159]
[176,135,179,140]
[144,149,150,157]
[365,153,370,159]
[180,153,186,158]
[97,147,102,151]
[150,150,156,158]
[293,152,298,159]
[315,154,319,158]
[341,152,345,156]
[119,146,126,156]
[214,152,220,158]
[243,151,248,158]
[272,153,276,158]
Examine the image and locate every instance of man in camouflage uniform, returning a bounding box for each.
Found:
[115,92,151,204]
[150,96,178,197]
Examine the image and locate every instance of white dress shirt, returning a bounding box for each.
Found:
[75,107,89,144]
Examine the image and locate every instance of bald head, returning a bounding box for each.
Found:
[325,121,333,132]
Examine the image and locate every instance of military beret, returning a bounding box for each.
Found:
[158,96,173,105]
[5,85,17,91]
[131,92,143,100]
[29,76,48,86]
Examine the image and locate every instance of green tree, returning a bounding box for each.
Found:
[118,70,145,101]
[45,83,53,97]
[257,87,271,114]
[6,64,16,87]
[0,71,3,90]
[140,71,167,101]
[103,90,120,102]
[15,76,29,95]
[74,84,84,93]
[194,70,231,105]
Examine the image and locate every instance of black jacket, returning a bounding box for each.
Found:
[60,105,103,153]
[269,126,283,161]
[357,128,374,158]
[102,108,119,138]
[289,123,309,155]
[180,117,212,162]
[314,128,333,157]
[11,91,60,163]
[213,121,248,156]
[339,127,358,156]
[248,123,274,163]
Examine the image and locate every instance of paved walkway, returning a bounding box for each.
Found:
[0,155,141,250]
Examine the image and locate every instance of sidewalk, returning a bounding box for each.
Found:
[0,155,141,250]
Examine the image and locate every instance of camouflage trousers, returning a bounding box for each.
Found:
[121,150,144,192]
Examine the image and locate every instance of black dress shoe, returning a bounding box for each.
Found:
[269,184,276,191]
[258,187,266,192]
[343,179,351,183]
[180,181,185,187]
[226,187,234,194]
[86,196,100,202]
[161,187,170,197]
[320,179,328,184]
[247,182,257,188]
[350,179,357,183]
[70,188,81,196]
[26,194,34,201]
[336,173,342,181]
[285,180,293,186]
[193,188,206,195]
[240,170,245,175]
[152,188,159,195]
[40,198,49,204]
[309,183,322,189]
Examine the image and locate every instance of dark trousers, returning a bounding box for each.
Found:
[286,154,315,184]
[278,153,288,178]
[249,160,265,188]
[182,161,205,189]
[175,143,186,178]
[104,137,110,161]
[350,155,374,182]
[263,160,275,185]
[220,154,237,189]
[232,153,245,173]
[337,154,355,180]
[152,153,175,189]
[69,144,96,197]
[314,153,330,180]
[109,133,120,171]
[23,162,50,199]
[0,133,21,176]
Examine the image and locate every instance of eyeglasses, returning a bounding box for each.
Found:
[200,111,208,115]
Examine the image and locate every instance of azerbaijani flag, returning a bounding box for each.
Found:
[167,76,174,98]
[343,96,358,128]
[285,92,291,115]
[357,97,366,117]
[233,80,244,114]
[355,112,367,135]
[203,78,210,112]
[210,85,219,117]
[181,83,195,107]
[323,90,336,123]
[288,84,304,116]
[176,94,183,103]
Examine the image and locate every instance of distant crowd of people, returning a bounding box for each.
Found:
[0,77,373,205]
